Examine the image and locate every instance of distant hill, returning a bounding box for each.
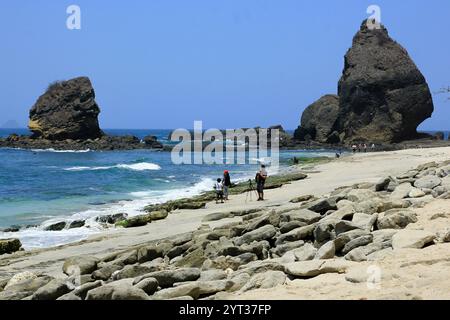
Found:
[1,120,20,128]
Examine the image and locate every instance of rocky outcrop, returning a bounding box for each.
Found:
[293,95,339,143]
[294,20,434,144]
[335,20,434,143]
[0,77,165,151]
[29,77,102,140]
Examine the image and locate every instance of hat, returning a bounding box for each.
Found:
[224,170,229,174]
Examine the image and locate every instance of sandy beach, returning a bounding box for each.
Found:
[1,146,450,300]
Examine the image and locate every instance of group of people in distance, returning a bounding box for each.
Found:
[351,143,376,153]
[214,165,268,204]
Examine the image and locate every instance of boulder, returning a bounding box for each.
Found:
[68,220,85,229]
[335,221,361,235]
[314,241,336,260]
[293,94,340,143]
[174,247,207,268]
[1,275,54,299]
[414,176,441,189]
[236,260,285,276]
[375,177,391,192]
[313,222,335,243]
[62,255,99,276]
[147,210,169,221]
[31,279,71,300]
[376,209,417,229]
[291,243,317,261]
[335,20,434,143]
[392,230,436,249]
[391,183,413,200]
[281,209,321,224]
[113,264,153,280]
[342,235,373,254]
[307,198,338,214]
[71,280,103,299]
[334,230,371,252]
[132,268,200,288]
[279,221,307,234]
[28,77,102,140]
[270,240,305,257]
[134,278,159,295]
[0,238,22,255]
[96,213,128,224]
[408,187,426,198]
[290,195,315,203]
[152,283,201,300]
[204,253,258,271]
[198,269,228,282]
[85,281,149,300]
[275,224,316,245]
[284,260,354,278]
[44,221,67,231]
[240,271,286,292]
[234,225,277,246]
[137,245,165,263]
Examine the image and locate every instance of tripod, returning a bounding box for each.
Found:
[245,179,259,203]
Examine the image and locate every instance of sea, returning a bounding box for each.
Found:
[0,128,340,249]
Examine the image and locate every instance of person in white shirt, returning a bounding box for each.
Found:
[214,178,224,204]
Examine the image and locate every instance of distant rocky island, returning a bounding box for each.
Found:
[1,20,448,152]
[0,77,163,151]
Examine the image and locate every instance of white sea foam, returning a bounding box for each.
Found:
[65,162,161,172]
[31,148,92,153]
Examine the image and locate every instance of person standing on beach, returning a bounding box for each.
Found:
[371,143,376,152]
[363,143,367,153]
[223,170,231,200]
[256,165,268,201]
[214,178,224,204]
[352,144,357,153]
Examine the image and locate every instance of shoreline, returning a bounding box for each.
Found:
[1,147,449,280]
[0,147,450,300]
[0,156,326,248]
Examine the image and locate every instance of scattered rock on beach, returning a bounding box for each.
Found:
[63,255,99,276]
[44,221,67,231]
[0,238,22,255]
[392,230,436,249]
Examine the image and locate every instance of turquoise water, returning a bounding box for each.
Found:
[0,129,338,248]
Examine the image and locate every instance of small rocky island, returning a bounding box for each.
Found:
[0,77,163,151]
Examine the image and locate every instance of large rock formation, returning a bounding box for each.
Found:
[0,76,165,151]
[335,20,434,143]
[293,95,339,143]
[294,20,434,144]
[28,77,103,140]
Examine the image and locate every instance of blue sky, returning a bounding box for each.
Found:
[1,0,449,130]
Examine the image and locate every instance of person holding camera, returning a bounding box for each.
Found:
[255,165,268,201]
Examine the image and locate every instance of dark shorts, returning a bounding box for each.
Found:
[256,182,265,193]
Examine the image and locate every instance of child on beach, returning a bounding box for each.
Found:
[214,178,224,204]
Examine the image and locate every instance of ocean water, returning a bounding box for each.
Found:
[0,128,338,249]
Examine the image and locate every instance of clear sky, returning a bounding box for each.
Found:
[1,0,449,130]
